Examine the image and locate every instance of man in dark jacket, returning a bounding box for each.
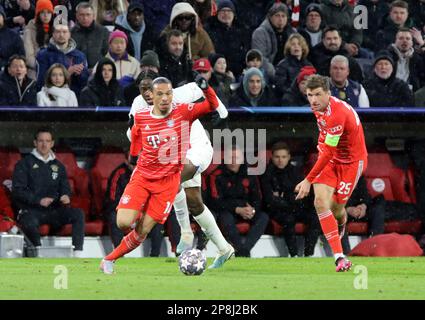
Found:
[12,127,85,256]
[210,145,269,257]
[363,51,414,107]
[261,142,320,257]
[0,5,25,70]
[71,2,110,70]
[0,55,37,106]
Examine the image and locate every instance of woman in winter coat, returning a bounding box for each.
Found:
[37,63,78,107]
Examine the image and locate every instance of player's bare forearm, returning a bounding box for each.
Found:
[295,179,311,200]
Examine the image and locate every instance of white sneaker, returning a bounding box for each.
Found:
[176,232,194,256]
[99,259,115,275]
[208,245,235,269]
[73,250,84,258]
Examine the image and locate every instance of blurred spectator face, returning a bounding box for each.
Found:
[34,132,54,158]
[323,30,342,52]
[39,9,53,24]
[269,12,288,32]
[168,35,184,58]
[272,149,291,169]
[395,31,413,53]
[174,14,195,32]
[140,65,159,74]
[298,79,307,95]
[248,74,262,97]
[8,58,27,81]
[76,7,94,28]
[330,61,349,86]
[140,78,153,104]
[247,58,262,69]
[289,38,302,59]
[225,148,244,173]
[53,25,71,46]
[374,60,393,80]
[50,67,65,87]
[214,57,227,74]
[110,38,127,56]
[217,8,234,27]
[102,64,113,84]
[306,11,321,32]
[390,6,408,26]
[128,9,144,30]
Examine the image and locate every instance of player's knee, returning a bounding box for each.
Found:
[116,213,133,230]
[314,196,330,212]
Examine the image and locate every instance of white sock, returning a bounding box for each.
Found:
[194,205,229,252]
[334,253,345,261]
[173,188,193,235]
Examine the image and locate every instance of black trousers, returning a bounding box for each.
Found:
[218,210,269,257]
[18,207,85,250]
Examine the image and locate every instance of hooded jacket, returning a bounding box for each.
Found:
[0,6,25,70]
[37,85,78,107]
[0,69,37,106]
[79,57,125,106]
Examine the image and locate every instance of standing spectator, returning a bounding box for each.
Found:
[71,2,110,70]
[261,142,320,257]
[230,67,277,107]
[37,63,78,107]
[12,127,85,257]
[0,0,35,30]
[363,51,414,107]
[251,2,296,75]
[0,55,37,106]
[23,0,54,79]
[0,5,25,71]
[298,3,325,50]
[329,55,370,108]
[159,2,215,61]
[208,52,234,107]
[211,145,269,257]
[36,23,89,96]
[114,1,155,61]
[282,65,317,106]
[158,29,193,88]
[204,0,251,78]
[90,0,128,27]
[387,28,425,92]
[274,33,312,99]
[80,57,125,106]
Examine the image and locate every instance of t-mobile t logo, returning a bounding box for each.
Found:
[147,135,160,148]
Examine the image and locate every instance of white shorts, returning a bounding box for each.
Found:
[181,141,213,188]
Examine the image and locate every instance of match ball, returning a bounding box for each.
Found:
[178,249,207,276]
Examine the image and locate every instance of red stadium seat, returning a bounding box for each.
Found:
[57,220,104,236]
[0,146,21,183]
[265,218,307,235]
[347,222,368,235]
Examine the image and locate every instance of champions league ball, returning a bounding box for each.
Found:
[178,249,207,276]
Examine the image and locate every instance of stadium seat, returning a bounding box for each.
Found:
[57,220,104,236]
[0,146,21,184]
[347,222,368,235]
[265,218,307,235]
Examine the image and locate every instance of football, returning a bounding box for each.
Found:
[178,249,207,276]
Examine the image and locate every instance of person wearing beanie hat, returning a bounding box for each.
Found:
[140,50,160,72]
[298,3,324,49]
[217,0,236,13]
[241,48,273,85]
[282,65,316,106]
[208,52,234,107]
[363,50,414,107]
[0,6,25,71]
[109,29,128,44]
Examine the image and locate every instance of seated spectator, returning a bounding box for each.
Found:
[363,51,414,107]
[251,2,296,75]
[282,65,317,106]
[329,55,370,108]
[37,63,78,107]
[0,55,37,106]
[114,1,155,61]
[158,2,215,61]
[36,23,89,96]
[71,2,110,71]
[274,33,313,99]
[387,28,425,92]
[12,127,85,257]
[80,57,125,106]
[230,67,278,107]
[23,0,54,79]
[309,26,364,83]
[211,144,269,257]
[376,0,416,51]
[261,142,320,257]
[204,0,250,78]
[90,0,128,27]
[94,30,140,88]
[298,3,325,50]
[158,29,194,88]
[0,0,34,29]
[208,53,234,107]
[320,0,363,57]
[103,154,163,256]
[0,5,25,71]
[0,184,16,233]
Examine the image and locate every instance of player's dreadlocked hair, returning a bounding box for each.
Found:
[305,75,330,92]
[137,70,159,90]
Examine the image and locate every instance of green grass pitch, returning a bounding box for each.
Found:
[0,257,424,300]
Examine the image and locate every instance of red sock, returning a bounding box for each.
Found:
[318,210,343,255]
[105,230,145,261]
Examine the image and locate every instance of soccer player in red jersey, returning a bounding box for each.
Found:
[100,76,219,274]
[294,75,368,272]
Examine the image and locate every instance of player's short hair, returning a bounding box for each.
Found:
[271,141,291,154]
[152,77,172,88]
[305,74,330,92]
[390,0,408,11]
[34,126,54,140]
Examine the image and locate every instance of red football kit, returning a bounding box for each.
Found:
[306,96,368,204]
[117,86,219,223]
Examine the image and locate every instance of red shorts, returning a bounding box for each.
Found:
[312,159,367,204]
[116,169,181,224]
